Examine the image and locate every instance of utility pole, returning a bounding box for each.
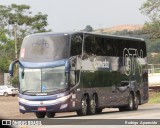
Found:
[14,23,18,60]
[14,23,18,76]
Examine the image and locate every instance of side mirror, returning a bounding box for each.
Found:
[9,60,19,76]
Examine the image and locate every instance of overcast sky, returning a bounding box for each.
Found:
[0,0,147,32]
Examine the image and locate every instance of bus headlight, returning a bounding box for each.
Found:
[58,94,71,102]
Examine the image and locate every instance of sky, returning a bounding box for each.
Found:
[0,0,147,32]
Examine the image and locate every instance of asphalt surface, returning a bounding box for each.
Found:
[7,103,160,128]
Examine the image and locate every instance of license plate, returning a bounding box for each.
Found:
[38,107,46,111]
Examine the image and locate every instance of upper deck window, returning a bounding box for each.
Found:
[20,34,70,62]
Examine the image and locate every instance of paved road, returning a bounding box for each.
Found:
[12,103,160,128]
[54,103,160,119]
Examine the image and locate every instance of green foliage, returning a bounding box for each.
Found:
[83,25,93,32]
[9,76,19,87]
[148,39,160,52]
[140,0,160,18]
[149,91,160,103]
[140,0,160,39]
[0,56,10,72]
[0,3,51,73]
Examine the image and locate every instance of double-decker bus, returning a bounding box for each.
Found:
[9,32,148,118]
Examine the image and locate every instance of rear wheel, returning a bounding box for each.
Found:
[35,112,46,118]
[46,112,55,118]
[88,95,96,115]
[96,108,103,114]
[119,106,126,111]
[126,93,134,111]
[119,93,134,111]
[77,95,88,116]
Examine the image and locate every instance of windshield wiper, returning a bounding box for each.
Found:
[20,90,35,94]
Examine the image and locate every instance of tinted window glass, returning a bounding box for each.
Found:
[20,34,70,62]
[71,34,83,56]
[84,34,146,57]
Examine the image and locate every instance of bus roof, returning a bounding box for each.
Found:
[26,31,145,42]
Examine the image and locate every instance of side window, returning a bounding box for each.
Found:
[84,35,105,56]
[84,36,95,56]
[70,34,82,87]
[71,34,83,56]
[84,36,120,57]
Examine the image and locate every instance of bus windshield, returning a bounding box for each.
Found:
[20,34,70,62]
[19,66,67,95]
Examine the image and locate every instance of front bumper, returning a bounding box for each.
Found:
[18,93,72,113]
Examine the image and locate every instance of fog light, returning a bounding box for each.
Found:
[60,104,68,109]
[19,105,25,110]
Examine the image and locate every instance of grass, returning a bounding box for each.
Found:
[149,91,160,103]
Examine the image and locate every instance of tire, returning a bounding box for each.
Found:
[119,93,134,111]
[4,92,8,97]
[46,112,55,118]
[126,93,134,111]
[96,108,103,114]
[88,95,96,115]
[133,93,139,110]
[35,112,46,118]
[77,95,88,116]
[119,106,126,111]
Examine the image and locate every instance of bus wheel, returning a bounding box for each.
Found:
[88,95,96,115]
[96,108,103,114]
[35,112,46,118]
[46,112,55,118]
[119,93,134,111]
[77,95,88,116]
[133,94,139,110]
[119,106,126,111]
[126,93,134,111]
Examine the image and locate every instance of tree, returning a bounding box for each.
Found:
[83,25,93,32]
[0,4,51,60]
[140,0,160,39]
[0,4,51,73]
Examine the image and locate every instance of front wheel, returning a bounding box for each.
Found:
[35,112,46,118]
[46,112,55,118]
[76,95,88,116]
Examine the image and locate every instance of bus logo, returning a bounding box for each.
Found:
[94,58,109,69]
[40,101,43,105]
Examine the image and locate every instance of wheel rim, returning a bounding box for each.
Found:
[134,94,139,110]
[82,97,87,115]
[129,95,133,109]
[90,96,96,114]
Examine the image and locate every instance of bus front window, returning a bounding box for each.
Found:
[42,67,67,92]
[19,66,67,95]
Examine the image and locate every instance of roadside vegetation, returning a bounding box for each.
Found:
[149,91,160,103]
